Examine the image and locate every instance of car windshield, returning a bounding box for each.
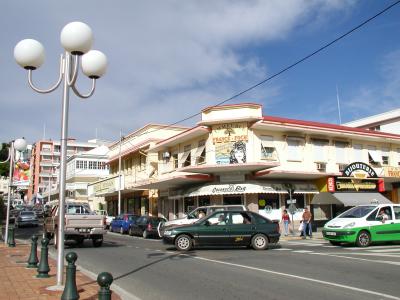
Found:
[338,206,377,218]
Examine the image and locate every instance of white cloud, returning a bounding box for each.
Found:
[0,0,357,143]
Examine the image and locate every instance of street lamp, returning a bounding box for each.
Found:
[1,138,27,245]
[14,21,107,287]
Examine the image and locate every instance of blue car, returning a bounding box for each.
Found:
[110,213,140,234]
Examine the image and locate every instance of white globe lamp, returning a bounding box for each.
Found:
[60,21,93,55]
[81,50,107,78]
[14,138,28,152]
[14,39,45,70]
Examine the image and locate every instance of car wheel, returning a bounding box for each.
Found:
[120,226,124,234]
[76,238,84,247]
[251,233,268,250]
[109,225,113,232]
[356,230,371,247]
[142,230,148,239]
[175,234,192,251]
[128,227,134,236]
[92,238,103,247]
[329,240,341,246]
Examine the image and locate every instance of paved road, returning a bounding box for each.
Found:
[16,228,400,300]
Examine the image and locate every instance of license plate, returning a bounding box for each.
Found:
[78,228,90,233]
[325,231,336,236]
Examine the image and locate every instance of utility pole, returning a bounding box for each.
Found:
[118,130,122,215]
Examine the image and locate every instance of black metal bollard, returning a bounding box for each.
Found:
[97,272,113,300]
[61,252,79,300]
[27,235,39,268]
[7,226,16,247]
[36,238,50,278]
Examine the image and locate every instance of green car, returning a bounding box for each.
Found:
[162,210,280,251]
[323,204,400,247]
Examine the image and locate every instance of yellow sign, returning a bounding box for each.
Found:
[93,178,116,194]
[383,166,400,178]
[212,122,248,144]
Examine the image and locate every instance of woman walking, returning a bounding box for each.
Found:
[281,209,291,236]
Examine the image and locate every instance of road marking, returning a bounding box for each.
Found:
[283,241,324,246]
[292,250,314,253]
[322,246,339,248]
[310,252,400,266]
[187,255,400,300]
[368,249,400,253]
[271,248,293,251]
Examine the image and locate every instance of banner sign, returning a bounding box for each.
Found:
[13,159,30,187]
[342,162,377,178]
[212,122,248,144]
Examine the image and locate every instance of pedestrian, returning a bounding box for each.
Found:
[301,207,312,239]
[281,209,290,236]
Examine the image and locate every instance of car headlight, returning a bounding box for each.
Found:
[164,230,172,236]
[343,222,355,229]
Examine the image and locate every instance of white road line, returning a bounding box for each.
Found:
[271,248,293,251]
[310,252,400,266]
[368,249,400,253]
[292,250,314,253]
[184,255,400,300]
[322,246,339,248]
[346,245,400,251]
[283,241,325,246]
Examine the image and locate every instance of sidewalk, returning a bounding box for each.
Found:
[279,230,324,241]
[0,241,121,300]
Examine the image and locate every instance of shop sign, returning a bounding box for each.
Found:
[212,122,248,144]
[327,177,335,192]
[335,179,378,192]
[342,162,377,178]
[93,176,121,195]
[383,166,400,178]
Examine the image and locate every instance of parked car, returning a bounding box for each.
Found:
[94,210,114,229]
[163,210,280,251]
[15,211,39,228]
[44,201,106,248]
[159,205,247,237]
[129,216,167,238]
[323,204,400,247]
[33,207,44,219]
[110,213,140,234]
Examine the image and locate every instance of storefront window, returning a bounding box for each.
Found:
[258,194,279,210]
[313,204,332,220]
[223,195,242,205]
[198,196,210,207]
[284,194,305,209]
[184,197,195,213]
[128,199,135,213]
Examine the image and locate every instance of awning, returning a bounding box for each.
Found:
[311,192,391,206]
[184,182,318,197]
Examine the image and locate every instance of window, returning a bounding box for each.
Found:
[181,145,191,167]
[394,206,400,220]
[139,154,146,170]
[381,147,389,165]
[312,139,329,162]
[335,141,348,163]
[195,140,206,165]
[89,161,94,169]
[368,145,382,165]
[287,137,303,161]
[260,135,277,160]
[353,144,364,162]
[172,153,178,169]
[83,161,88,169]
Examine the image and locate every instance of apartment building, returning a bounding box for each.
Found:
[28,138,109,203]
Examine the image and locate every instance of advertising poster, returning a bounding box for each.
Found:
[12,158,30,187]
[215,141,247,165]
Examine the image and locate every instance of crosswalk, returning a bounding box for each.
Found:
[275,240,400,262]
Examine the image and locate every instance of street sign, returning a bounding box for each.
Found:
[287,199,296,204]
[288,203,297,215]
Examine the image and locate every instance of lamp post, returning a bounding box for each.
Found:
[1,138,27,245]
[14,21,107,287]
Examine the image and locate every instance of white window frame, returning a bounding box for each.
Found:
[286,137,304,162]
[260,135,278,161]
[353,144,364,162]
[368,145,382,164]
[312,139,329,162]
[195,140,206,165]
[334,141,348,164]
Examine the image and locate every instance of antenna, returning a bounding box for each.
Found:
[43,123,46,140]
[336,84,342,124]
[95,128,98,139]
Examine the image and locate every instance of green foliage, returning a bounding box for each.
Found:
[98,202,104,210]
[0,143,10,177]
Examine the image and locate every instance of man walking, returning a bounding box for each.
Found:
[301,207,312,239]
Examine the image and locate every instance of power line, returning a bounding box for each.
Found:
[119,0,400,148]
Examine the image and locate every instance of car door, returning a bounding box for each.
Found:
[392,206,400,242]
[196,212,230,246]
[367,206,396,242]
[227,212,254,246]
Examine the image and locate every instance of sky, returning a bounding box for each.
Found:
[1,0,400,145]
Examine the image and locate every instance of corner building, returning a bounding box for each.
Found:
[133,103,400,228]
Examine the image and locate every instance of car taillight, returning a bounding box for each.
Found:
[147,223,152,231]
[103,217,106,226]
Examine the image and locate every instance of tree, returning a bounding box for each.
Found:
[0,143,10,177]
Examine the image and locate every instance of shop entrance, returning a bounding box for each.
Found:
[223,195,243,205]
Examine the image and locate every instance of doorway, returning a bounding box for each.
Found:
[223,195,243,205]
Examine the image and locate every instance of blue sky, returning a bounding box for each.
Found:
[1,0,400,144]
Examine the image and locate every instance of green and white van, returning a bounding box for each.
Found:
[323,204,400,247]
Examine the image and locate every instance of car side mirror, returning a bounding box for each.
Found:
[204,220,210,226]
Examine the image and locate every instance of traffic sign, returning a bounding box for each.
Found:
[288,203,297,215]
[287,199,296,204]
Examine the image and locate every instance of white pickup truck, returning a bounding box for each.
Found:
[44,202,106,248]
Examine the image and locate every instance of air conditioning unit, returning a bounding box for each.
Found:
[316,163,326,171]
[338,164,347,172]
[162,151,170,159]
